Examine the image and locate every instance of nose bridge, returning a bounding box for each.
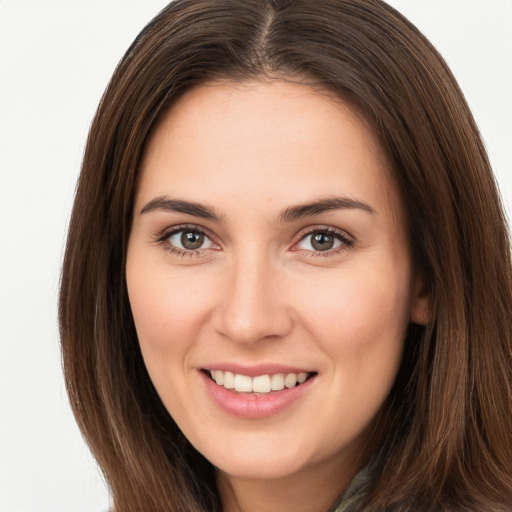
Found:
[213,247,291,344]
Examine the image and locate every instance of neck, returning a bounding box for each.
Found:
[217,455,361,512]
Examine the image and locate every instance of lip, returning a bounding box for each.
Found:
[200,368,316,419]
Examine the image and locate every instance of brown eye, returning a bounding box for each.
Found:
[181,231,204,250]
[295,229,351,254]
[311,233,335,251]
[165,228,216,252]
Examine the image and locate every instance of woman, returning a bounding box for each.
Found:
[59,0,512,510]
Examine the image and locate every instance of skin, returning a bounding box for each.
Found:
[126,79,429,512]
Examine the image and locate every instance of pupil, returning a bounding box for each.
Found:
[181,231,204,250]
[312,233,334,251]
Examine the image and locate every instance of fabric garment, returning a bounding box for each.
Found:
[330,464,373,512]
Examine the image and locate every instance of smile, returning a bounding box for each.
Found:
[202,367,317,418]
[208,370,313,394]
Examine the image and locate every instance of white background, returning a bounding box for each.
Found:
[0,1,510,511]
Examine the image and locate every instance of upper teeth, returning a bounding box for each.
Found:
[209,370,309,394]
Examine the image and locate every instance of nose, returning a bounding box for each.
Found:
[211,252,293,345]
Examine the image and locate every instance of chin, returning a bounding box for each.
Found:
[216,457,304,481]
[199,441,308,481]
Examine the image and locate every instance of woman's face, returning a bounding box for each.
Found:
[126,80,427,484]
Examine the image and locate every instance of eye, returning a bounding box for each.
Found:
[170,230,209,250]
[294,228,352,255]
[157,226,218,255]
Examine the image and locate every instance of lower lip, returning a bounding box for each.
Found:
[201,371,316,419]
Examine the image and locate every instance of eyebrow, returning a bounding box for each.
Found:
[140,195,375,222]
[278,197,375,222]
[140,196,224,222]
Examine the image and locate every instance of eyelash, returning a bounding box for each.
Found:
[294,226,353,257]
[155,224,218,258]
[154,224,354,258]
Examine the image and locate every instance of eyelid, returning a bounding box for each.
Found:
[154,223,221,254]
[291,225,354,255]
[156,223,210,241]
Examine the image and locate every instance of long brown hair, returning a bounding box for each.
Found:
[59,1,512,510]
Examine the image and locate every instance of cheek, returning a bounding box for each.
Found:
[126,258,216,363]
[294,261,411,364]
[125,260,221,424]
[296,263,411,426]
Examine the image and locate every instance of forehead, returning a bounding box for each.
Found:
[137,79,400,220]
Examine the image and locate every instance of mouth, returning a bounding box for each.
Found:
[204,369,317,395]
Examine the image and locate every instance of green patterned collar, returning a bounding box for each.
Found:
[329,464,372,512]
